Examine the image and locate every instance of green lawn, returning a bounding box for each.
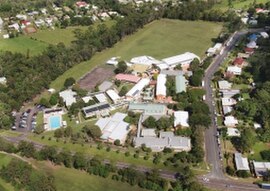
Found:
[0,36,48,56]
[28,26,88,46]
[50,19,223,91]
[249,142,270,161]
[32,160,147,191]
[214,0,269,10]
[0,153,15,191]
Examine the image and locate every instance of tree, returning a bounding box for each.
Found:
[143,116,157,128]
[34,125,45,134]
[239,127,256,153]
[39,98,50,108]
[38,146,58,162]
[119,86,128,96]
[114,139,121,146]
[64,77,75,88]
[73,152,87,169]
[49,93,59,106]
[83,125,101,139]
[236,170,250,178]
[18,141,36,158]
[114,61,127,74]
[54,128,64,138]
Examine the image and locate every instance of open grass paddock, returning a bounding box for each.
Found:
[50,19,223,90]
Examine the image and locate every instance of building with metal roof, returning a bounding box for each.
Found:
[234,153,250,171]
[156,74,167,100]
[162,52,200,68]
[94,93,108,103]
[126,78,150,98]
[115,74,141,83]
[174,111,189,127]
[59,89,77,107]
[128,103,167,116]
[141,129,156,137]
[95,112,130,144]
[253,161,270,177]
[175,75,187,93]
[106,89,120,103]
[218,80,232,90]
[82,102,110,118]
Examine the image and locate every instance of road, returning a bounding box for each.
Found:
[203,28,265,188]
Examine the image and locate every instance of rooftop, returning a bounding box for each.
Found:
[175,75,187,93]
[115,73,141,83]
[128,103,167,115]
[174,111,189,127]
[234,153,250,171]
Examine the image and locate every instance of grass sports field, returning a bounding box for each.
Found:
[50,19,223,90]
[214,0,269,10]
[0,36,47,56]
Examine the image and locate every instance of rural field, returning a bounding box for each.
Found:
[213,0,269,10]
[0,153,147,191]
[28,26,88,46]
[0,36,47,56]
[50,19,223,90]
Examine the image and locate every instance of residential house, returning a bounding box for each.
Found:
[234,153,250,171]
[218,80,232,90]
[227,66,242,75]
[174,111,189,127]
[253,161,270,177]
[227,128,240,137]
[224,116,238,127]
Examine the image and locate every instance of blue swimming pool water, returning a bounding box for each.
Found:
[50,116,61,129]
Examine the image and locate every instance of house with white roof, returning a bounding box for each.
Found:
[260,32,269,39]
[224,116,238,127]
[222,97,237,106]
[59,89,77,107]
[253,161,270,177]
[0,17,3,30]
[141,129,156,137]
[106,89,120,103]
[207,43,222,56]
[174,111,189,127]
[234,153,250,171]
[95,112,130,144]
[227,66,242,75]
[223,106,233,115]
[218,80,232,90]
[227,127,240,137]
[156,74,166,101]
[126,78,150,99]
[82,96,93,103]
[161,52,200,69]
[0,77,7,85]
[220,89,240,98]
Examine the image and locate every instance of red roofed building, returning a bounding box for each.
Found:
[233,57,244,66]
[115,74,141,83]
[244,48,254,54]
[76,1,88,8]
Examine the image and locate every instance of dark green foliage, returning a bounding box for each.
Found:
[17,141,36,158]
[143,116,157,128]
[82,125,102,139]
[64,77,76,88]
[114,61,127,74]
[236,170,250,178]
[119,86,128,96]
[261,150,270,161]
[49,93,59,106]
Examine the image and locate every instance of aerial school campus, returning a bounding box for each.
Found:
[1,0,270,190]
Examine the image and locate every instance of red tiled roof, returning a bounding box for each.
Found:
[76,1,88,7]
[115,74,141,83]
[233,57,244,65]
[245,48,254,53]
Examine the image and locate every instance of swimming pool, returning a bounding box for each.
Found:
[49,116,61,129]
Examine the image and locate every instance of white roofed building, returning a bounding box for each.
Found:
[59,89,77,107]
[227,66,242,75]
[94,93,108,103]
[221,98,237,106]
[0,77,7,85]
[227,128,240,137]
[224,116,238,127]
[218,80,232,90]
[174,111,189,127]
[95,112,130,144]
[234,153,250,171]
[126,78,150,99]
[156,74,166,101]
[161,52,200,69]
[82,96,93,103]
[106,89,120,103]
[130,56,161,66]
[253,161,270,177]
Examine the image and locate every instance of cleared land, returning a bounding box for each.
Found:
[50,19,223,90]
[28,26,88,46]
[78,66,114,90]
[33,160,147,191]
[0,36,47,56]
[214,0,269,10]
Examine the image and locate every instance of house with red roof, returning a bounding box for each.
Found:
[233,57,247,68]
[115,74,141,83]
[75,1,89,8]
[244,47,254,55]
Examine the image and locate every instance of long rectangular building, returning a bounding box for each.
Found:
[126,78,150,98]
[156,74,166,100]
[82,102,110,118]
